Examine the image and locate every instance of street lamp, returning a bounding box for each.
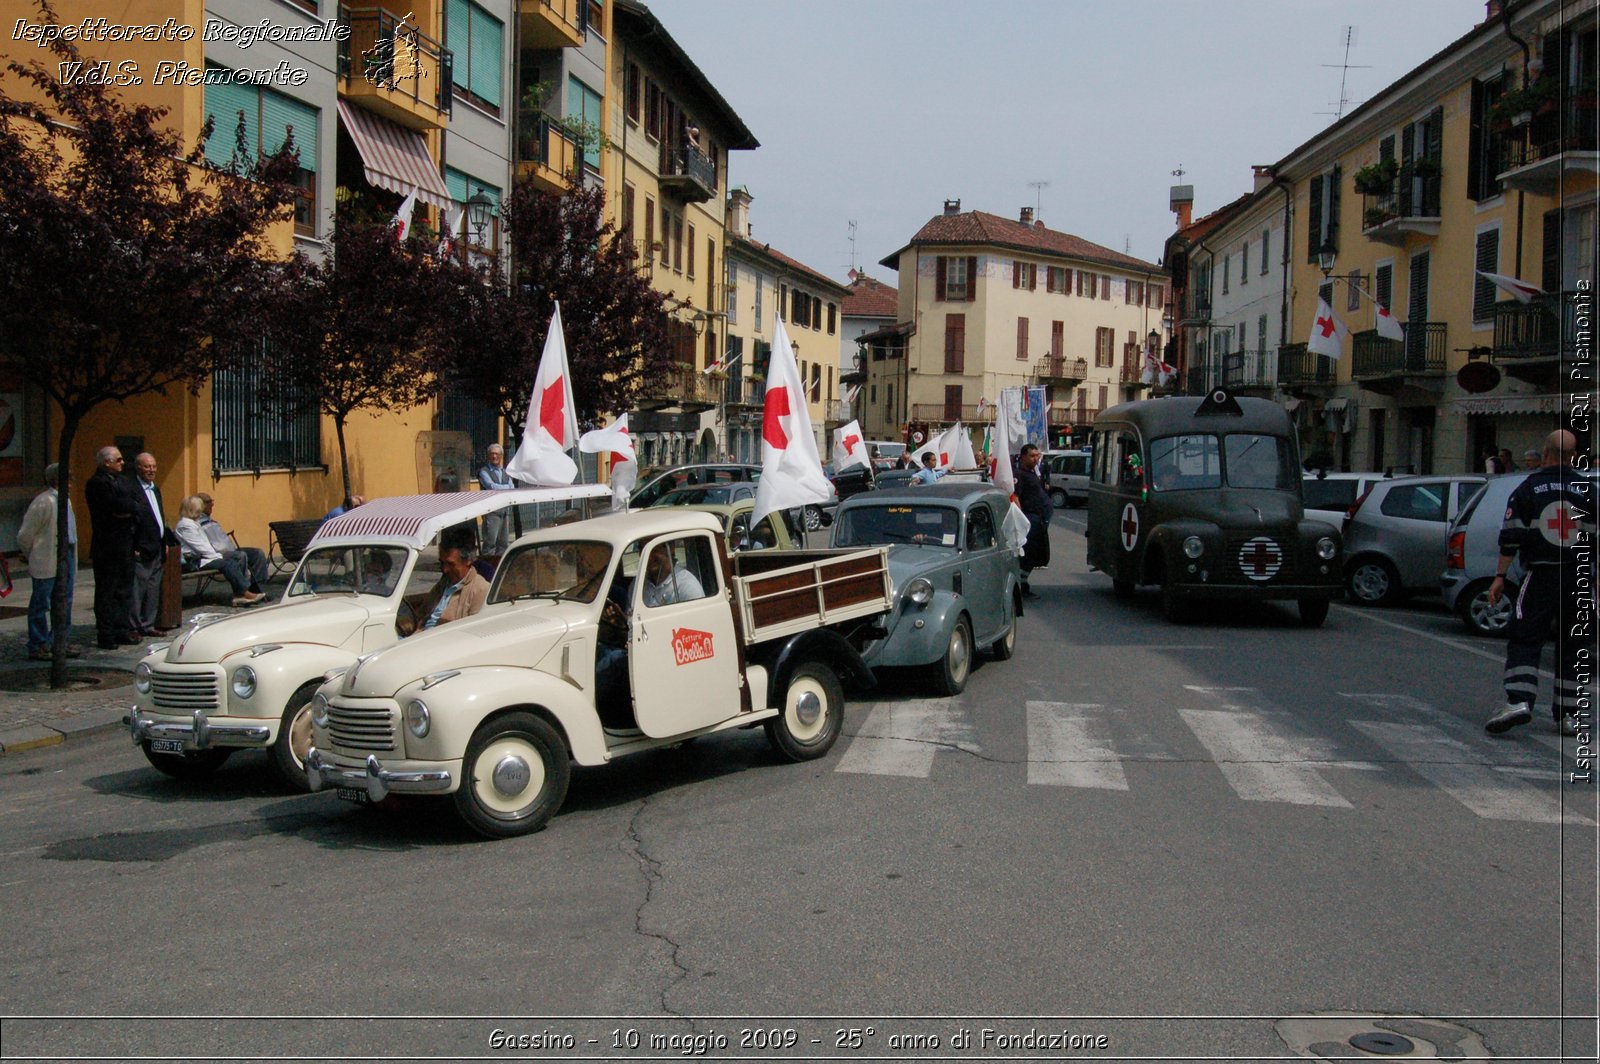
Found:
[465,190,494,246]
[1316,239,1337,278]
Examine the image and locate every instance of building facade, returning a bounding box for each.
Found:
[838,273,899,435]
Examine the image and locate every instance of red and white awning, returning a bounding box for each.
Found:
[336,99,452,209]
[1451,393,1569,416]
[313,485,611,550]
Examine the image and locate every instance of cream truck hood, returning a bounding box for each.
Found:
[341,602,586,698]
[166,597,374,664]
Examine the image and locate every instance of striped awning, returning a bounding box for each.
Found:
[336,100,452,209]
[313,485,611,550]
[1451,393,1570,416]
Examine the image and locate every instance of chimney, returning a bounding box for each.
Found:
[1034,219,1044,231]
[1019,206,1034,225]
[727,186,753,239]
[943,198,961,216]
[1170,184,1194,229]
[1483,0,1502,22]
[1252,165,1275,193]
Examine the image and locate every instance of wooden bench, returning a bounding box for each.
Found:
[268,519,323,578]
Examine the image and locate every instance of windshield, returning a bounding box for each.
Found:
[1147,433,1296,492]
[490,540,613,604]
[290,545,410,598]
[834,504,959,548]
[1224,434,1297,490]
[654,485,747,506]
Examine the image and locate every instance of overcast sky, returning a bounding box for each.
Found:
[642,0,1484,286]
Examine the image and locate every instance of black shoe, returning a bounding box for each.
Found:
[1021,586,1040,598]
[118,633,143,645]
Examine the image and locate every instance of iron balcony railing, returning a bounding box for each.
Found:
[1492,292,1584,359]
[658,145,718,199]
[643,364,716,408]
[1351,322,1447,377]
[910,404,997,425]
[1499,98,1600,172]
[1033,355,1088,383]
[1048,405,1101,426]
[722,375,763,407]
[337,6,453,119]
[1277,343,1334,387]
[1360,159,1442,228]
[1221,350,1275,389]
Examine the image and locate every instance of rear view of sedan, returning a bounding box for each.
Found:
[1342,475,1485,605]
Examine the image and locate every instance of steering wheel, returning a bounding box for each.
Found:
[396,599,419,637]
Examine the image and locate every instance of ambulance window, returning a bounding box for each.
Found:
[1148,435,1221,491]
[1091,431,1111,483]
[1224,434,1296,490]
[1115,431,1144,488]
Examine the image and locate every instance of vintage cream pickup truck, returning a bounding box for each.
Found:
[305,508,893,838]
[127,485,611,788]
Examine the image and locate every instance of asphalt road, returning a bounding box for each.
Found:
[1,516,1594,1062]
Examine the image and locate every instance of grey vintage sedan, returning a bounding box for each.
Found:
[829,483,1023,694]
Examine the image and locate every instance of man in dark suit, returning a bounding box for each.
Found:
[85,446,139,648]
[128,451,176,636]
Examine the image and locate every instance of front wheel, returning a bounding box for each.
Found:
[802,505,822,532]
[142,743,232,780]
[453,712,570,839]
[1346,557,1400,606]
[271,682,321,792]
[1297,598,1330,627]
[928,615,973,695]
[765,662,844,761]
[1460,578,1512,636]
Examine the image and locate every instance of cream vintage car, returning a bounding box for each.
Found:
[127,484,611,788]
[305,508,893,838]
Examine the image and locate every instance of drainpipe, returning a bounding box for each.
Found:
[1501,1,1531,276]
[1273,174,1293,364]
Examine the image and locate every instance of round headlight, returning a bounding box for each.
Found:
[311,693,330,728]
[1317,537,1338,560]
[905,577,934,606]
[1183,535,1205,559]
[134,662,152,695]
[230,665,257,700]
[405,699,431,739]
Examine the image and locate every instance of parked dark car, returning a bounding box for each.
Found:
[631,463,761,508]
[648,482,759,507]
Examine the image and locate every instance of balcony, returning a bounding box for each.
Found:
[638,364,716,413]
[1180,297,1211,326]
[1033,355,1087,386]
[1119,360,1151,390]
[515,113,579,194]
[824,399,851,423]
[1048,405,1101,428]
[338,6,452,131]
[1492,293,1580,384]
[658,145,718,203]
[722,376,764,408]
[519,0,586,50]
[910,404,997,426]
[1220,350,1275,393]
[1359,160,1442,245]
[1277,343,1335,390]
[1351,322,1447,396]
[1496,98,1600,194]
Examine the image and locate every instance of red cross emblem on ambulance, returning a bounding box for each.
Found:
[1237,537,1283,581]
[1120,503,1140,551]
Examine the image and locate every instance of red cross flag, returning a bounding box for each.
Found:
[579,413,637,508]
[1477,271,1543,305]
[390,191,417,242]
[1307,297,1350,360]
[1374,302,1405,342]
[832,419,871,473]
[506,304,579,486]
[752,318,834,528]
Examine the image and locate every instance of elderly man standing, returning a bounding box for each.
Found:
[16,463,81,660]
[85,446,139,648]
[478,443,514,557]
[128,452,176,637]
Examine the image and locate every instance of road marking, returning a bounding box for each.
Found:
[1025,702,1128,790]
[1179,687,1368,807]
[1333,605,1554,679]
[1348,719,1593,825]
[1338,693,1566,773]
[836,700,976,778]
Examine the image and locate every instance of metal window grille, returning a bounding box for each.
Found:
[212,344,321,476]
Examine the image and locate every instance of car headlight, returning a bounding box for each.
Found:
[311,693,330,728]
[230,665,257,700]
[1183,536,1205,559]
[1316,537,1338,560]
[134,662,152,695]
[405,699,431,739]
[905,577,934,607]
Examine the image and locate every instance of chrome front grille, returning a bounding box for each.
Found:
[150,669,221,713]
[326,701,397,752]
[1221,534,1295,583]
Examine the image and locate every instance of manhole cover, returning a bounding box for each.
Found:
[0,666,132,693]
[1276,1012,1491,1060]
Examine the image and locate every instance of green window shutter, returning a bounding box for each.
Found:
[444,167,469,204]
[469,3,502,106]
[1306,175,1323,263]
[260,90,318,173]
[447,0,469,90]
[203,73,257,168]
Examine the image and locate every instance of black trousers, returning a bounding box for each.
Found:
[92,550,135,643]
[1503,564,1590,721]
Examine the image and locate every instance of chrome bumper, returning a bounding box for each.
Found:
[127,706,271,750]
[304,747,453,802]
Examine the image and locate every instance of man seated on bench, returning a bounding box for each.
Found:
[195,492,270,599]
[174,495,264,607]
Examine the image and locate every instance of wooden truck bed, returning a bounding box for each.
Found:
[731,547,892,645]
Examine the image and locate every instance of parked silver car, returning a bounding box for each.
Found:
[1441,473,1529,635]
[1043,449,1092,508]
[1342,475,1486,605]
[1302,471,1398,526]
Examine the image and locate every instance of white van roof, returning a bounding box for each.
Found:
[313,485,612,550]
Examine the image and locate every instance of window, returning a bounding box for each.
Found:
[809,363,821,403]
[687,222,696,278]
[1094,326,1114,367]
[1011,260,1037,290]
[203,73,319,234]
[706,239,715,308]
[1379,483,1447,522]
[1051,320,1064,358]
[778,282,787,322]
[444,167,501,255]
[1468,75,1508,202]
[1047,265,1067,293]
[1306,166,1341,262]
[726,261,737,325]
[1222,255,1230,294]
[673,212,683,272]
[621,183,635,242]
[1473,226,1500,322]
[1016,317,1029,360]
[944,314,965,373]
[645,79,660,140]
[1149,283,1163,310]
[587,0,603,37]
[937,256,975,301]
[1375,262,1393,312]
[827,303,837,335]
[447,0,503,111]
[1346,270,1362,313]
[566,75,602,170]
[640,537,717,608]
[1147,434,1222,491]
[644,196,655,266]
[754,275,763,331]
[625,63,640,125]
[943,384,963,421]
[1223,434,1294,490]
[212,340,321,473]
[658,203,669,266]
[966,505,996,550]
[1260,228,1270,275]
[1240,242,1248,285]
[1101,275,1111,300]
[1257,314,1269,355]
[1078,271,1096,299]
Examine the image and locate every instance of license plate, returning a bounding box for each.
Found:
[148,738,186,755]
[335,787,370,805]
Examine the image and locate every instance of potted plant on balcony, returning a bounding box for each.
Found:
[1364,205,1397,229]
[1353,158,1398,194]
[1489,79,1557,130]
[1410,155,1441,178]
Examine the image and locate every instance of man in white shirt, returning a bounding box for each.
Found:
[194,492,269,596]
[641,543,705,607]
[15,463,80,660]
[128,452,176,636]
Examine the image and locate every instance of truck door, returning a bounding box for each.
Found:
[629,532,742,737]
[963,502,1005,639]
[1088,428,1146,582]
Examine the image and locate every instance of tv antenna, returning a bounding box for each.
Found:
[1027,179,1050,218]
[846,219,858,274]
[1318,25,1371,121]
[1172,165,1186,179]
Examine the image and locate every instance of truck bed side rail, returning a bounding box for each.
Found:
[734,548,891,645]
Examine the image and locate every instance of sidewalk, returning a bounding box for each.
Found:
[0,564,281,754]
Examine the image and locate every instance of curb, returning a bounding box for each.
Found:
[0,707,128,756]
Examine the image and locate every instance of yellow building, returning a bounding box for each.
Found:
[1271,0,1595,473]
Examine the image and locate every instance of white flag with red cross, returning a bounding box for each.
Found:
[1307,297,1350,360]
[506,304,580,486]
[752,318,835,528]
[832,420,870,473]
[1374,302,1405,342]
[580,414,636,509]
[391,191,417,241]
[1477,271,1543,305]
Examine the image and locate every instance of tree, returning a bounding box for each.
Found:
[0,0,300,685]
[448,182,671,437]
[259,200,460,502]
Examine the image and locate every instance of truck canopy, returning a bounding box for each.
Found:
[312,485,613,550]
